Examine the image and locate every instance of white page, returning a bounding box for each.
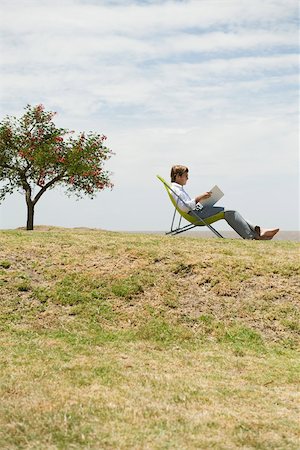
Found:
[200,185,224,208]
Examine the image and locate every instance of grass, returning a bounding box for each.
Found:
[0,227,299,449]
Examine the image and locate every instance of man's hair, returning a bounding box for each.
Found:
[170,165,189,182]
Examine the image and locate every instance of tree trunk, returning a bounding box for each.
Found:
[26,200,34,230]
[22,173,62,231]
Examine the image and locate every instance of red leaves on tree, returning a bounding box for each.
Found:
[0,104,114,209]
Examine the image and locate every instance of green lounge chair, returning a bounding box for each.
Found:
[157,175,224,238]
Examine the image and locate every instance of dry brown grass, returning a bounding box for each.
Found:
[0,227,299,449]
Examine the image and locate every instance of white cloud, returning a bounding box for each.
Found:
[0,0,299,231]
[1,0,298,37]
[1,29,297,68]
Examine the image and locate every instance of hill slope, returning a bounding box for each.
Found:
[0,228,299,449]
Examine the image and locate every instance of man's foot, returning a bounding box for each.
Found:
[259,228,280,240]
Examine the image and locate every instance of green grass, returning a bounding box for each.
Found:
[0,227,299,449]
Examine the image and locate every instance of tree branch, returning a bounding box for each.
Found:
[33,174,63,205]
[19,172,32,205]
[2,162,15,170]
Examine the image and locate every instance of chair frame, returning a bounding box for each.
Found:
[157,175,224,238]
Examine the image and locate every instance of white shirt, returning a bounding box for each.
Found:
[171,182,196,213]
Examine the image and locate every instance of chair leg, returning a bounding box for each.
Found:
[168,205,223,238]
[166,224,197,236]
[205,224,224,238]
[189,211,224,238]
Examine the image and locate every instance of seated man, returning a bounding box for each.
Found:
[170,165,279,240]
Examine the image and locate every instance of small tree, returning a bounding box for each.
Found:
[0,104,114,230]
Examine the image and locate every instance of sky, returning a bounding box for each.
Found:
[0,0,299,232]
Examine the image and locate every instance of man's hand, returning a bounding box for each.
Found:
[195,192,212,203]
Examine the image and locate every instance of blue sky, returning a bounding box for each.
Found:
[0,0,299,231]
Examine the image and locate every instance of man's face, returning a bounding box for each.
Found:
[175,172,188,185]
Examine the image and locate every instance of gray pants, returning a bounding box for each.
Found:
[194,206,260,240]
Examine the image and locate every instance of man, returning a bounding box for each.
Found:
[170,165,279,240]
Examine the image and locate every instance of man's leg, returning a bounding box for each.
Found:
[194,207,278,240]
[224,210,259,239]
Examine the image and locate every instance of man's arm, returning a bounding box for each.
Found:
[195,192,212,205]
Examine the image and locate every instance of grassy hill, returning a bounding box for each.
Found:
[0,228,299,449]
